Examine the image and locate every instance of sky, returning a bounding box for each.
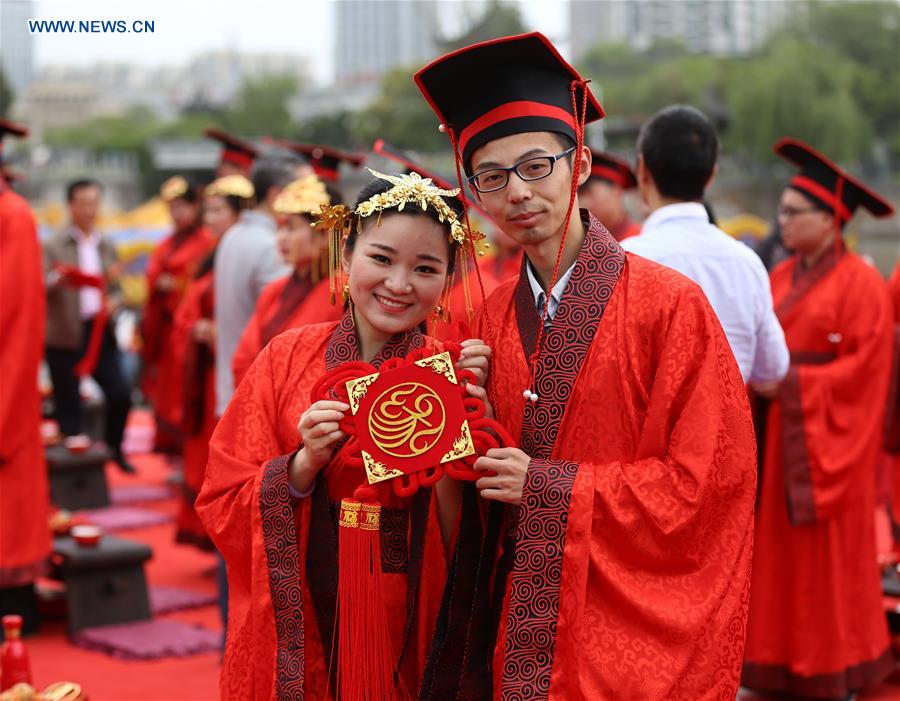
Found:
[26,0,569,83]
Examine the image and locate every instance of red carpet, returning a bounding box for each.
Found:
[28,412,221,700]
[23,412,900,699]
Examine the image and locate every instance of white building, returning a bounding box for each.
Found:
[335,0,438,86]
[570,0,792,59]
[1,0,36,97]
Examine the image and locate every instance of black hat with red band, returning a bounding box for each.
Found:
[414,32,604,172]
[280,142,366,182]
[775,137,894,224]
[587,150,637,189]
[204,127,259,172]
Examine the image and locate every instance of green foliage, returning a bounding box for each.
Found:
[0,69,13,118]
[294,111,360,148]
[725,39,870,162]
[354,66,448,153]
[577,1,899,163]
[220,74,299,138]
[437,0,527,52]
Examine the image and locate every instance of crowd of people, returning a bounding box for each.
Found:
[1,29,899,701]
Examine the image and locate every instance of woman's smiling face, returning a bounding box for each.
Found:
[343,213,451,342]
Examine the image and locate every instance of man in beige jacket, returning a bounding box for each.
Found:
[43,179,134,473]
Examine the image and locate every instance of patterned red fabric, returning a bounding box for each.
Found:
[478,213,756,700]
[231,277,340,389]
[743,251,893,697]
[141,225,214,444]
[197,318,447,700]
[0,188,50,586]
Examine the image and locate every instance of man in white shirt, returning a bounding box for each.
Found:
[213,153,302,417]
[43,179,134,472]
[622,105,789,388]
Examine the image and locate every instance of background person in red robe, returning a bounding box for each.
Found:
[140,176,214,455]
[231,174,341,389]
[416,33,757,700]
[578,149,642,241]
[172,175,255,552]
[0,119,51,637]
[742,138,896,698]
[886,262,900,539]
[197,172,487,700]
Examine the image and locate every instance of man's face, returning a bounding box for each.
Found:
[69,185,101,232]
[778,188,835,255]
[578,180,623,227]
[470,132,590,248]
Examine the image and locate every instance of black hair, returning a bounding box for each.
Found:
[467,131,575,176]
[345,176,462,275]
[173,176,203,205]
[251,153,304,204]
[637,105,718,201]
[789,187,834,216]
[66,178,102,202]
[551,132,575,153]
[324,181,345,208]
[222,193,250,216]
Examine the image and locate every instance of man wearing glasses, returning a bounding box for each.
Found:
[415,33,756,700]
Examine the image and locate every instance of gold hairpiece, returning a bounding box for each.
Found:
[160,175,189,201]
[205,174,254,200]
[273,175,331,217]
[312,169,484,308]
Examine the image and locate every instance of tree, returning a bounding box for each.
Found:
[294,111,360,148]
[725,39,870,163]
[355,66,448,153]
[222,74,299,139]
[437,0,527,52]
[0,69,13,118]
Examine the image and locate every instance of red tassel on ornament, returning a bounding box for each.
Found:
[336,497,402,701]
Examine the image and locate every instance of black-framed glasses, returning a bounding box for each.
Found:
[468,146,576,193]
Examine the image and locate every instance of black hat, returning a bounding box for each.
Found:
[280,142,366,182]
[775,137,894,222]
[372,138,490,220]
[0,118,28,161]
[588,150,637,189]
[415,32,603,170]
[204,127,259,171]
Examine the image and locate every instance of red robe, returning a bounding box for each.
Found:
[742,249,893,697]
[0,185,50,587]
[141,224,214,449]
[476,213,756,700]
[432,250,523,342]
[171,269,216,550]
[197,315,449,700]
[607,215,641,242]
[231,274,340,390]
[886,263,900,531]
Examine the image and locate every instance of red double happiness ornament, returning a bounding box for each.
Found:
[311,344,512,701]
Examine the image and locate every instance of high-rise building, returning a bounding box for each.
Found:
[1,0,36,99]
[335,0,438,85]
[570,0,792,60]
